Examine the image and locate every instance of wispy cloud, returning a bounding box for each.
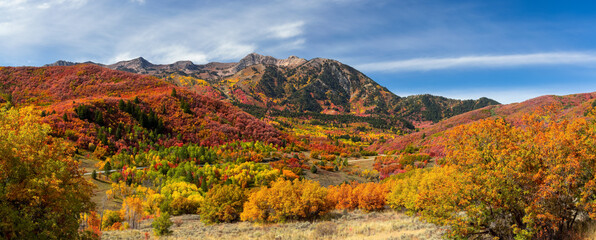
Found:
[0,0,334,65]
[356,52,596,72]
[268,21,305,39]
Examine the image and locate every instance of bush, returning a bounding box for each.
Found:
[102,210,123,230]
[109,172,122,182]
[327,182,388,211]
[152,212,173,236]
[314,222,338,237]
[310,151,321,159]
[241,179,333,223]
[310,165,318,174]
[199,184,246,224]
[170,195,202,216]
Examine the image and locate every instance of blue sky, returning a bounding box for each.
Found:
[1,0,596,103]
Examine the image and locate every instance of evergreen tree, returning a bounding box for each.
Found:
[104,161,112,176]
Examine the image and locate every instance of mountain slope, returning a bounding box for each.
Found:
[372,92,596,154]
[46,53,500,122]
[394,94,500,123]
[0,64,286,154]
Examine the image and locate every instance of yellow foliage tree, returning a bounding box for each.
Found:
[120,196,145,229]
[199,184,246,224]
[0,107,94,239]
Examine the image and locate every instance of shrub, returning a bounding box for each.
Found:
[327,182,388,211]
[173,219,183,227]
[241,178,332,223]
[354,182,388,211]
[327,183,358,210]
[310,151,321,159]
[109,172,122,182]
[199,184,246,224]
[152,212,173,236]
[310,165,318,174]
[102,210,123,230]
[170,195,202,216]
[314,222,338,237]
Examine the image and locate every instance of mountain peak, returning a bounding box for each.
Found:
[131,57,152,66]
[171,60,198,70]
[107,57,154,73]
[235,53,279,72]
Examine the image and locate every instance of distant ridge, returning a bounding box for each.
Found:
[44,60,79,67]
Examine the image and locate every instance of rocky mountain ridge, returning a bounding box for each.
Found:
[45,53,499,122]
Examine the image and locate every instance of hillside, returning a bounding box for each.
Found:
[46,53,499,122]
[0,64,285,155]
[372,92,596,154]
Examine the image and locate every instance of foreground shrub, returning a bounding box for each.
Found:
[152,212,173,236]
[102,210,123,230]
[327,183,358,210]
[170,195,202,216]
[159,181,203,215]
[327,182,388,211]
[354,182,388,211]
[199,184,246,224]
[241,178,333,222]
[314,222,338,237]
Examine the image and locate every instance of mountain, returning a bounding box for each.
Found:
[45,53,500,122]
[0,64,286,154]
[394,94,500,123]
[44,60,78,67]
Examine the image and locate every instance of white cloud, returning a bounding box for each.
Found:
[268,21,305,39]
[149,45,209,64]
[110,52,135,63]
[0,0,28,8]
[357,52,596,72]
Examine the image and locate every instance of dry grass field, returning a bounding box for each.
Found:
[102,210,444,240]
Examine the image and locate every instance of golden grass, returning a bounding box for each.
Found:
[101,210,444,240]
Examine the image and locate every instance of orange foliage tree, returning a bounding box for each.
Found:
[241,178,332,223]
[389,110,596,239]
[327,182,388,212]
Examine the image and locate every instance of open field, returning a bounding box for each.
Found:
[102,210,444,240]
